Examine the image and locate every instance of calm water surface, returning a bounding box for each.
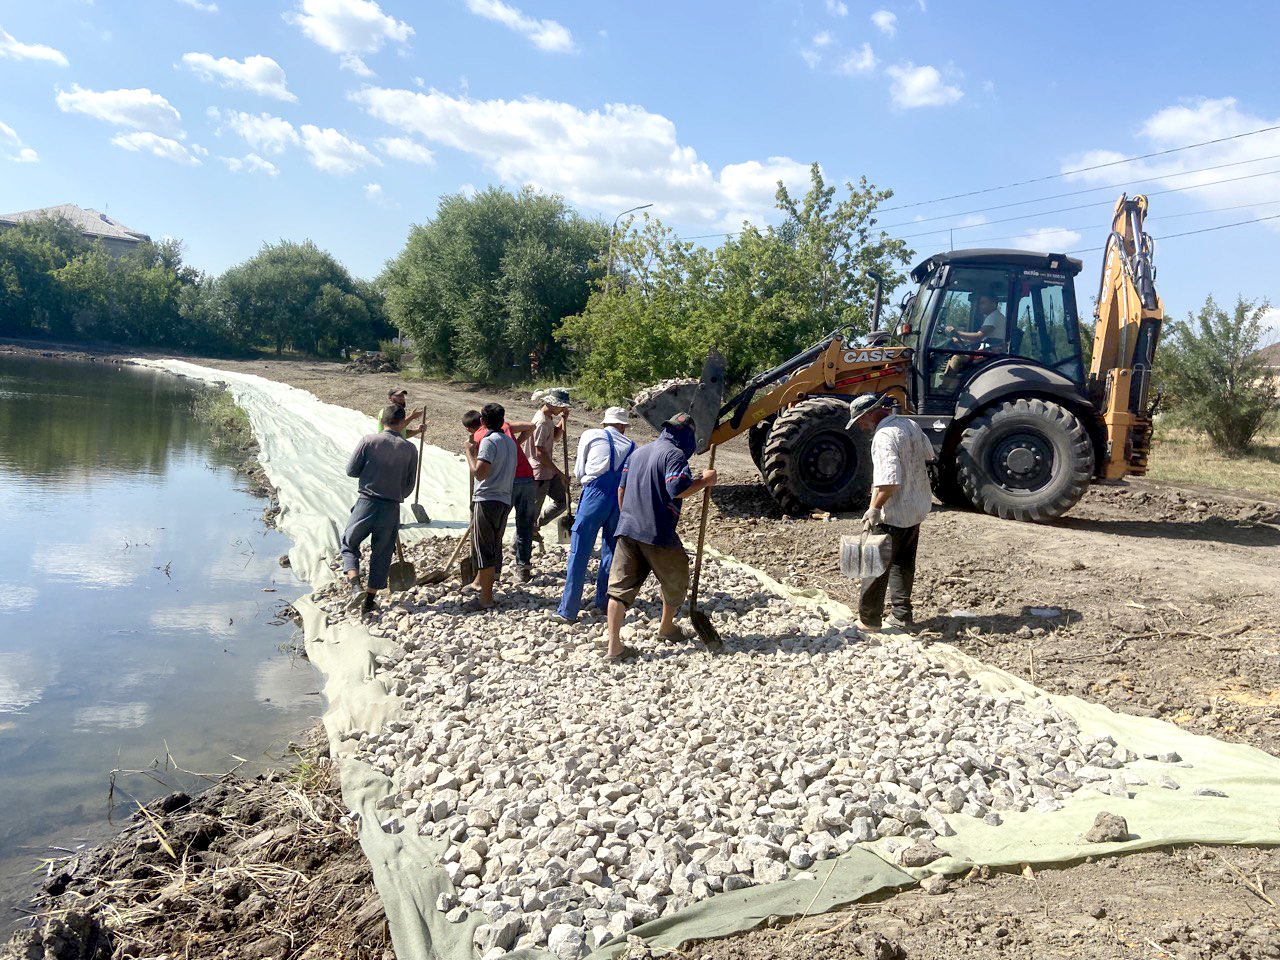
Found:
[0,354,318,929]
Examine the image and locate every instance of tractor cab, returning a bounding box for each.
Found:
[896,250,1087,415]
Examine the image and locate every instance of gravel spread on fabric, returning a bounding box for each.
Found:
[316,541,1147,959]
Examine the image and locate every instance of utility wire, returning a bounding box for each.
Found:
[879,152,1280,229]
[940,196,1280,248]
[877,123,1280,213]
[1066,211,1280,254]
[891,166,1280,240]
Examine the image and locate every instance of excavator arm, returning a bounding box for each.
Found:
[1089,194,1164,479]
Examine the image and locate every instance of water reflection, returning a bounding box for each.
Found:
[0,355,314,931]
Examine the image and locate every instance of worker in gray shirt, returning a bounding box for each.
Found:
[464,402,518,610]
[342,404,419,617]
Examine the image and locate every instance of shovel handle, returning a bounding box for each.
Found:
[689,445,716,612]
[413,406,426,504]
[396,533,406,563]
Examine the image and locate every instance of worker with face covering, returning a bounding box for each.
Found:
[602,413,718,662]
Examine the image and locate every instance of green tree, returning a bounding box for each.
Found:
[559,164,913,403]
[0,228,67,336]
[1159,295,1278,456]
[219,240,384,357]
[381,186,607,381]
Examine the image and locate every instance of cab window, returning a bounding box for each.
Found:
[1010,271,1084,383]
[923,266,1012,408]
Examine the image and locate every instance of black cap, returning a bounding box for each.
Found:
[381,404,406,425]
[662,412,694,431]
[388,387,408,399]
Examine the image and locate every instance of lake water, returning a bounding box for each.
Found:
[0,354,318,930]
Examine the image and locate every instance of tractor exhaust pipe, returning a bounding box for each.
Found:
[870,272,884,332]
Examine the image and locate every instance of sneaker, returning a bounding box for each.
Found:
[345,577,364,609]
[359,592,378,618]
[533,533,545,555]
[884,614,913,632]
[553,612,578,625]
[516,564,532,583]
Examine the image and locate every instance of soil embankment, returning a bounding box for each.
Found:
[4,341,1280,959]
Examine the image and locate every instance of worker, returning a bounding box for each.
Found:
[525,389,571,537]
[848,393,935,632]
[555,406,636,623]
[464,402,518,610]
[464,409,538,581]
[341,404,419,618]
[380,388,426,439]
[944,292,1008,376]
[603,412,717,662]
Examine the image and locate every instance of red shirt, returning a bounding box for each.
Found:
[473,423,534,480]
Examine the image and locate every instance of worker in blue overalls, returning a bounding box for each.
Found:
[556,406,636,623]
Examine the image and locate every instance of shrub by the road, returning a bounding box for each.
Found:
[1159,294,1278,456]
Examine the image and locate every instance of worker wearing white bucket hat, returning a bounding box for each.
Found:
[555,406,636,622]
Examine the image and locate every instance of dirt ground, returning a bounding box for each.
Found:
[7,342,1280,959]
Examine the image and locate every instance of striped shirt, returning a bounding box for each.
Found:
[871,415,935,528]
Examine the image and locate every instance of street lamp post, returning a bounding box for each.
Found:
[606,203,653,293]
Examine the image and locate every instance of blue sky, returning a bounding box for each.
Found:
[1,0,1278,336]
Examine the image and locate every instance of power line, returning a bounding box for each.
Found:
[879,152,1280,229]
[877,123,1280,213]
[939,196,1280,249]
[891,166,1280,240]
[1066,211,1280,254]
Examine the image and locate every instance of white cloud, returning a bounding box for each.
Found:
[839,42,876,75]
[825,0,849,15]
[1062,97,1280,233]
[812,31,833,47]
[111,131,203,166]
[377,136,434,165]
[871,10,897,36]
[885,63,962,108]
[800,47,822,69]
[211,109,300,154]
[284,0,413,75]
[1009,226,1083,252]
[352,87,813,226]
[0,26,68,65]
[299,124,379,174]
[175,0,218,11]
[222,152,279,175]
[464,0,575,53]
[0,120,38,163]
[364,182,385,204]
[56,85,184,136]
[180,53,296,101]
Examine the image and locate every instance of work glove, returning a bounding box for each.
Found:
[862,505,883,532]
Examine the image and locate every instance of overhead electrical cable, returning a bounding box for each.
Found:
[877,123,1280,213]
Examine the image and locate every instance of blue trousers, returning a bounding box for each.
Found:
[556,483,619,619]
[340,495,399,589]
[511,477,538,565]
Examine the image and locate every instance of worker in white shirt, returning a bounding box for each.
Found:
[555,406,636,622]
[847,392,935,632]
[944,292,1009,376]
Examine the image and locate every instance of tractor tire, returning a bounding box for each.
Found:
[955,398,1092,522]
[747,416,776,476]
[929,460,973,510]
[761,397,872,515]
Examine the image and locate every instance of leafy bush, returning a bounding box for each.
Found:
[558,165,913,405]
[1158,295,1279,456]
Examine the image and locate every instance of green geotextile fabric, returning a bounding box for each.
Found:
[140,360,1280,960]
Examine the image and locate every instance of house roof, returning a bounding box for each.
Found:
[0,203,150,244]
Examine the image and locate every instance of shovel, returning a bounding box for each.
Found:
[418,521,473,585]
[458,469,476,586]
[388,534,416,592]
[688,445,722,650]
[556,421,574,545]
[409,407,430,524]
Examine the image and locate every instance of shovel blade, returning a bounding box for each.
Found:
[418,568,449,585]
[388,560,416,593]
[690,608,722,650]
[557,513,573,545]
[410,503,431,524]
[459,556,476,586]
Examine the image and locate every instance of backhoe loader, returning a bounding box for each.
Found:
[634,194,1164,522]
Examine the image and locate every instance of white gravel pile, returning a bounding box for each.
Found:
[319,544,1141,959]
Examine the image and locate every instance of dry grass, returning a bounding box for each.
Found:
[1146,425,1280,499]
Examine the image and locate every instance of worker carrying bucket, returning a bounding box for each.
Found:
[846,392,935,633]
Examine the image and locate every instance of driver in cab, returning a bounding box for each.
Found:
[944,292,1007,375]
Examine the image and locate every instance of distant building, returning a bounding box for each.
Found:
[0,203,151,257]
